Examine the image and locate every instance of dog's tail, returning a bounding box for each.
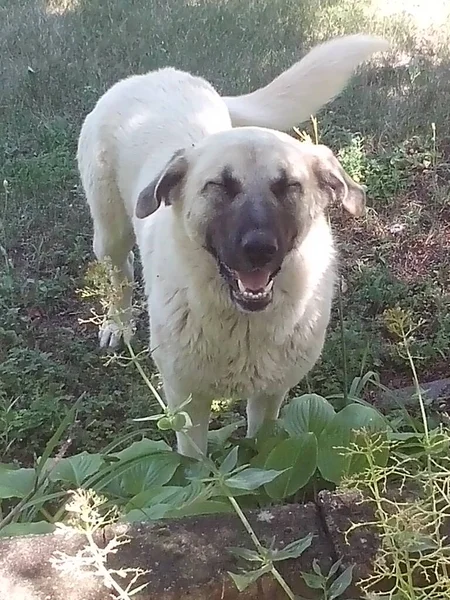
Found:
[223,34,388,131]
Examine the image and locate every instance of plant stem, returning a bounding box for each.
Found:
[404,336,429,444]
[227,495,265,554]
[227,495,296,599]
[338,276,349,406]
[270,566,296,600]
[126,342,166,411]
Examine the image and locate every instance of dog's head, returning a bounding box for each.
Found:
[136,128,365,312]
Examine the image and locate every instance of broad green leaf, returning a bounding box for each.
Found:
[126,486,186,511]
[0,463,18,473]
[124,504,172,522]
[219,447,239,475]
[110,439,172,461]
[0,521,55,538]
[251,435,288,469]
[264,435,317,500]
[167,499,233,518]
[281,394,335,438]
[228,547,262,563]
[180,481,211,505]
[121,452,181,496]
[225,468,284,491]
[208,420,245,450]
[255,420,288,452]
[301,571,325,589]
[129,481,212,516]
[0,468,36,499]
[272,532,314,561]
[228,565,271,591]
[318,404,388,484]
[184,461,214,483]
[20,491,67,513]
[49,452,104,486]
[99,452,181,498]
[329,564,355,599]
[100,428,159,456]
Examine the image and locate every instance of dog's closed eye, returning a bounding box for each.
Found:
[203,169,242,199]
[271,176,303,198]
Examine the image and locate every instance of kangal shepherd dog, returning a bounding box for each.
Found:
[78,35,388,457]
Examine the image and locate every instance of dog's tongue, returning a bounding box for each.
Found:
[237,269,271,291]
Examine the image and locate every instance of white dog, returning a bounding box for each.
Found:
[78,35,388,457]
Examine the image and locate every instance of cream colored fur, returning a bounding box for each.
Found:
[77,34,388,457]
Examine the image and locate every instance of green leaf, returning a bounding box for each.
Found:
[180,481,211,505]
[120,452,181,496]
[255,420,288,451]
[317,404,388,484]
[100,428,159,456]
[219,447,239,475]
[126,486,186,511]
[110,439,172,461]
[124,504,172,522]
[228,565,271,591]
[329,564,354,599]
[348,371,379,398]
[36,394,83,480]
[312,558,323,576]
[225,468,284,491]
[328,558,343,578]
[272,532,314,561]
[98,451,181,498]
[264,435,318,500]
[184,461,214,483]
[301,571,325,589]
[0,463,18,473]
[0,468,36,499]
[281,394,335,438]
[167,499,233,518]
[251,434,288,469]
[49,452,104,486]
[134,481,227,518]
[228,547,262,563]
[208,420,245,450]
[0,521,55,538]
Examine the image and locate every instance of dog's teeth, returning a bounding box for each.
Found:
[243,290,266,300]
[237,278,274,301]
[237,279,246,293]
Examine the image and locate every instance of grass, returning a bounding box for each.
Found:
[1,0,449,463]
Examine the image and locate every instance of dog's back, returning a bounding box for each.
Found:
[78,68,231,221]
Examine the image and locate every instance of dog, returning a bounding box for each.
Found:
[77,34,388,458]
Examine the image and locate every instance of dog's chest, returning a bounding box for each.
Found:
[150,292,317,399]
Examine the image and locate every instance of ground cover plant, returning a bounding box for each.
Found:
[1,0,450,598]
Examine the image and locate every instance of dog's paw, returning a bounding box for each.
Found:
[99,319,135,350]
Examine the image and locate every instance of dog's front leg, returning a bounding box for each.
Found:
[163,379,211,459]
[246,390,287,438]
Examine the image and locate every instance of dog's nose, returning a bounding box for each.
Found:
[241,231,278,267]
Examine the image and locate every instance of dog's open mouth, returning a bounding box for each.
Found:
[218,261,276,311]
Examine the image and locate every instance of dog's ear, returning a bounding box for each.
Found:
[136,149,188,219]
[313,145,366,216]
